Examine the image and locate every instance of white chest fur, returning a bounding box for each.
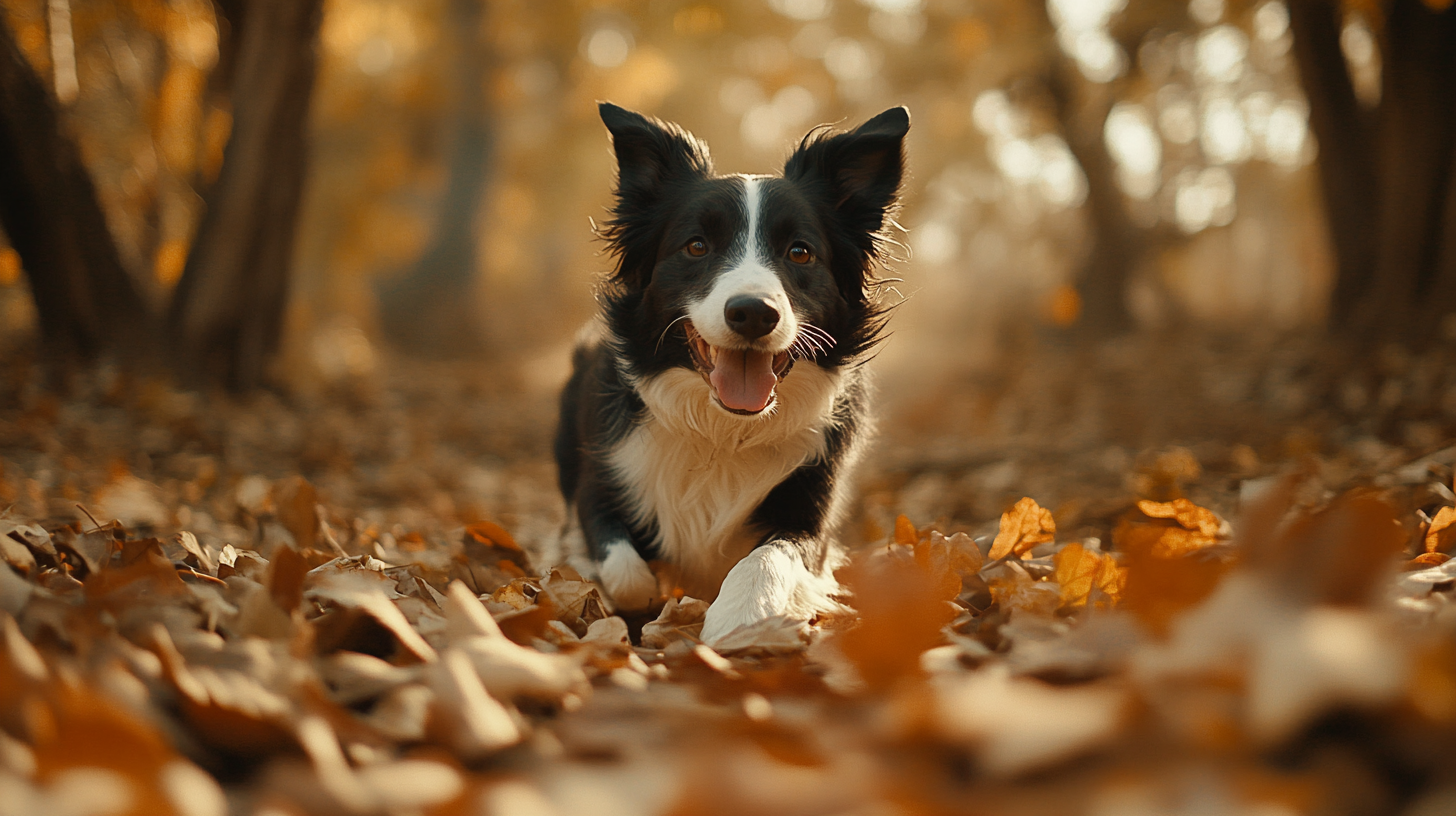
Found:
[608,364,841,599]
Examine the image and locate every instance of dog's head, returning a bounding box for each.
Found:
[598,102,908,417]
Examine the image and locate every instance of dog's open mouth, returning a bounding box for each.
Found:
[684,322,793,415]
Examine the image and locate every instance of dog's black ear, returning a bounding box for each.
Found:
[599,102,713,288]
[600,102,712,197]
[784,107,909,298]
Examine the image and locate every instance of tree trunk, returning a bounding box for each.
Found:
[1047,64,1138,336]
[376,0,491,357]
[166,0,323,390]
[1360,0,1456,342]
[0,16,156,362]
[1286,0,1379,329]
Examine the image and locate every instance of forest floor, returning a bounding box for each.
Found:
[4,329,1456,816]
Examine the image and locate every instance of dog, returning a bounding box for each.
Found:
[553,102,909,645]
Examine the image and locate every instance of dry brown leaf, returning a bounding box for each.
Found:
[0,532,36,575]
[176,531,216,576]
[641,596,710,649]
[308,572,439,664]
[267,544,309,613]
[989,497,1056,560]
[986,561,1061,618]
[581,616,630,646]
[271,475,319,551]
[443,581,588,702]
[429,649,522,758]
[931,666,1128,776]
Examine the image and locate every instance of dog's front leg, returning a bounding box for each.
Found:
[577,485,658,612]
[701,541,814,644]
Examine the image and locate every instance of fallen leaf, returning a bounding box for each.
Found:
[985,561,1061,618]
[1426,506,1456,553]
[641,596,710,649]
[930,666,1128,776]
[581,616,630,646]
[893,514,919,546]
[989,497,1056,560]
[1120,499,1227,557]
[1054,542,1100,608]
[832,548,960,691]
[1408,552,1451,570]
[429,649,522,758]
[271,476,319,551]
[308,572,439,663]
[443,581,588,702]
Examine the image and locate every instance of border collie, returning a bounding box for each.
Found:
[554,102,909,645]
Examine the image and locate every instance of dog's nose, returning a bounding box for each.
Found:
[724,296,780,340]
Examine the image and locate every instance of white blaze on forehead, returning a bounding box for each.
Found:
[686,176,799,351]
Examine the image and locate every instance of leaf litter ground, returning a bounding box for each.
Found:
[5,332,1456,815]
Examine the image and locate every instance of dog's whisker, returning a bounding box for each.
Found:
[655,315,691,355]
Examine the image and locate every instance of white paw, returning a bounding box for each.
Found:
[701,546,799,645]
[599,541,658,611]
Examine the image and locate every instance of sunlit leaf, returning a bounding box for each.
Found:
[988,497,1056,560]
[1426,506,1456,553]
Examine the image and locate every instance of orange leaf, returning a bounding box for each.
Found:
[834,550,958,691]
[465,520,522,552]
[1117,521,1229,636]
[1136,499,1222,537]
[893,514,920,547]
[1408,552,1451,570]
[1095,556,1127,605]
[1426,506,1456,553]
[988,497,1055,560]
[911,531,977,602]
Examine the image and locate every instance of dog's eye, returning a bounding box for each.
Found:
[788,244,813,264]
[685,239,708,257]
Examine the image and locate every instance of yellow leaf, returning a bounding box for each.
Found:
[1094,557,1126,605]
[1054,542,1100,607]
[988,497,1055,560]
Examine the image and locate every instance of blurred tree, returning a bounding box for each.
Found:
[0,0,321,390]
[1290,0,1456,345]
[0,17,157,363]
[167,0,324,389]
[375,0,489,357]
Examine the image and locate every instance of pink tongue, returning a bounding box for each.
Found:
[709,348,778,412]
